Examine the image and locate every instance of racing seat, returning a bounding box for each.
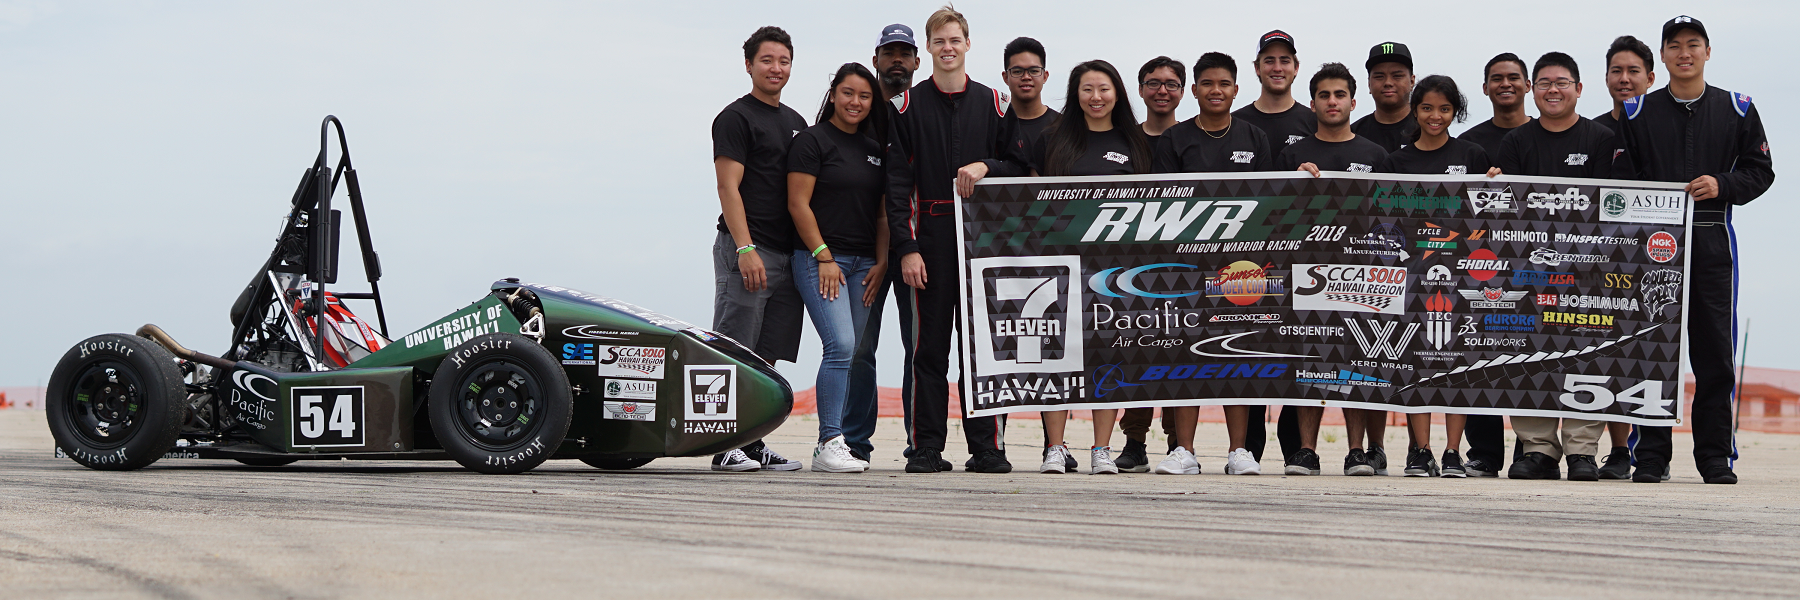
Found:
[290,292,389,368]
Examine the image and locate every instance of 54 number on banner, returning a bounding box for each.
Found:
[1558,374,1673,416]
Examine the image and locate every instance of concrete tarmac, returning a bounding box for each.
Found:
[3,409,1799,599]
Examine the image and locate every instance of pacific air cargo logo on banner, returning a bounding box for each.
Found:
[969,255,1084,376]
[957,173,1693,425]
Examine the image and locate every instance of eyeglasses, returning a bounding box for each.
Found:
[1533,79,1576,91]
[1006,66,1044,78]
[1141,80,1182,91]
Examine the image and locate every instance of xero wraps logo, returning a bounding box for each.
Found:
[970,256,1084,376]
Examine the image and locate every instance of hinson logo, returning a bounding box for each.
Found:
[1371,186,1463,211]
[1044,198,1290,245]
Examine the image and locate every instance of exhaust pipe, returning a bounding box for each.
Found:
[136,324,235,370]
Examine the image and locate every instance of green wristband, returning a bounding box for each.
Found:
[736,244,756,255]
[811,244,829,258]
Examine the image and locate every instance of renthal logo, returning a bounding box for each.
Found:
[1525,188,1591,214]
[1060,200,1268,243]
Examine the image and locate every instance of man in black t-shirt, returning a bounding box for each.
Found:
[1234,31,1317,150]
[1149,52,1272,478]
[709,26,808,472]
[1617,16,1774,485]
[1495,52,1626,482]
[1001,37,1058,159]
[1351,42,1418,152]
[1458,53,1534,159]
[1594,35,1656,134]
[1277,62,1387,477]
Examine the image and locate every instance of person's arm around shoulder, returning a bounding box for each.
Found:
[713,110,764,292]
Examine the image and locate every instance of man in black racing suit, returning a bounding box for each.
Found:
[885,7,1028,473]
[1616,16,1774,484]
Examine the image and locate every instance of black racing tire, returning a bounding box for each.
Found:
[46,334,186,471]
[428,333,573,474]
[579,457,654,470]
[235,457,300,467]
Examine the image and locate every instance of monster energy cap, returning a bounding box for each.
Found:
[1365,41,1413,71]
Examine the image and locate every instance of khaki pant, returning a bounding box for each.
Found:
[1511,417,1604,460]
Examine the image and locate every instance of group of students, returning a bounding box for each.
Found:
[707,8,1773,484]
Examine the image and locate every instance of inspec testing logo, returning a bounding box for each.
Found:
[970,255,1085,376]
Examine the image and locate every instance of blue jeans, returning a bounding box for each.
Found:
[843,266,888,458]
[792,251,875,442]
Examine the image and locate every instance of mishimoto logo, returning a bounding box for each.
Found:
[970,255,1084,376]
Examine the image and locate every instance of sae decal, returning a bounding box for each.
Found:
[969,255,1085,376]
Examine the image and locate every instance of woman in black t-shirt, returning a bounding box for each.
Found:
[1029,60,1151,475]
[787,63,889,473]
[1378,75,1492,176]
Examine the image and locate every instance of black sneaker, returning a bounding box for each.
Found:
[1367,446,1390,476]
[906,449,943,473]
[1115,439,1151,473]
[1598,447,1631,480]
[1044,445,1078,472]
[1508,451,1560,480]
[1344,448,1375,476]
[711,448,762,472]
[1283,448,1321,476]
[1701,463,1738,484]
[966,449,1013,473]
[742,441,802,471]
[1440,449,1466,478]
[1632,458,1669,483]
[1404,447,1440,477]
[1462,458,1500,478]
[1566,454,1600,481]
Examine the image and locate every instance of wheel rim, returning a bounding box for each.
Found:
[66,362,146,448]
[453,359,544,449]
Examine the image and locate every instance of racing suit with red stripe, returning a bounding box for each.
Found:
[885,76,1028,456]
[1616,85,1774,473]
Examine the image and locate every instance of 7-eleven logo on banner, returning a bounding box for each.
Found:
[969,255,1085,377]
[1423,291,1456,350]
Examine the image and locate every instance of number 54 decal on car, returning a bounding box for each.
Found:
[1557,375,1673,417]
[291,386,366,448]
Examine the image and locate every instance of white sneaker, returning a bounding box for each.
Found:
[1225,448,1261,475]
[1090,447,1119,475]
[711,448,762,472]
[1040,444,1069,473]
[811,436,868,473]
[1154,447,1201,475]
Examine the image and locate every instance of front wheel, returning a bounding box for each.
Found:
[428,334,573,474]
[580,457,654,470]
[46,334,186,470]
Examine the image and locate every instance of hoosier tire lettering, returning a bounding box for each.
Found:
[46,334,186,471]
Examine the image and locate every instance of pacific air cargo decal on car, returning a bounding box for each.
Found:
[225,369,280,430]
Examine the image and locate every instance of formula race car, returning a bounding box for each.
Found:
[47,116,792,473]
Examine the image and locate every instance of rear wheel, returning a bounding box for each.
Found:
[579,457,654,470]
[46,334,186,470]
[428,334,572,474]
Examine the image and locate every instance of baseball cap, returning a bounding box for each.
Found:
[1662,15,1708,44]
[1258,30,1296,55]
[1366,41,1413,71]
[877,23,916,49]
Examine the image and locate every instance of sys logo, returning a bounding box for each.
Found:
[972,256,1084,376]
[560,342,596,366]
[1045,199,1278,245]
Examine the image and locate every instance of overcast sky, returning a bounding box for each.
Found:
[1,1,1794,388]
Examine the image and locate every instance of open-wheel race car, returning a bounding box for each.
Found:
[47,116,792,473]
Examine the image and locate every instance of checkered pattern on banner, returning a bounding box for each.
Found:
[960,173,1690,425]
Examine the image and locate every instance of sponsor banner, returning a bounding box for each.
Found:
[958,172,1692,425]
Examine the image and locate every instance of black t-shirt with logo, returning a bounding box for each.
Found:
[712,94,809,253]
[1592,111,1619,134]
[1351,112,1419,153]
[1276,135,1389,173]
[1152,116,1273,173]
[1457,117,1531,160]
[1378,137,1491,175]
[1008,106,1060,159]
[1496,117,1629,179]
[1233,102,1317,149]
[787,123,885,258]
[1030,127,1141,176]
